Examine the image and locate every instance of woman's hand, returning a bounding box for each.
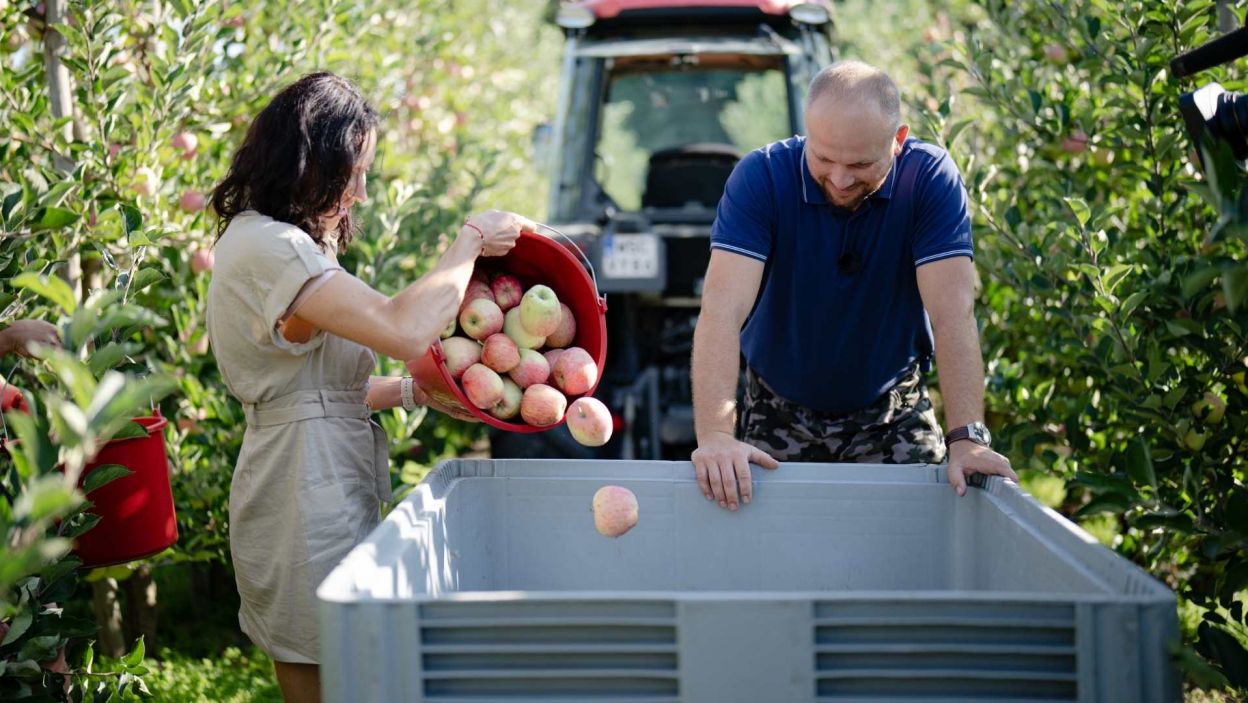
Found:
[0,320,61,358]
[462,210,536,257]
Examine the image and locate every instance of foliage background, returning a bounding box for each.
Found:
[1,0,1246,699]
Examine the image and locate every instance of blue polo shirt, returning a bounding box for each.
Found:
[710,136,973,413]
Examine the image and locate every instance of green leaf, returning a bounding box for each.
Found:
[87,342,130,377]
[1124,439,1155,488]
[30,207,80,232]
[1,608,32,645]
[118,203,142,237]
[128,268,165,293]
[82,464,133,494]
[1198,622,1248,688]
[63,513,102,539]
[121,636,145,668]
[945,118,974,147]
[1102,264,1134,295]
[1064,197,1091,228]
[1182,266,1221,299]
[1120,290,1149,317]
[11,272,78,313]
[1223,265,1248,311]
[108,420,150,441]
[1175,642,1231,688]
[1075,491,1135,518]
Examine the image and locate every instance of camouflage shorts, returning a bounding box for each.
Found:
[740,364,947,464]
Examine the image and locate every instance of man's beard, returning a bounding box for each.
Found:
[820,181,873,211]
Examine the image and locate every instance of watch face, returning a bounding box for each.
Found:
[970,423,992,446]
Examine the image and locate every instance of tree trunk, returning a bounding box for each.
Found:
[43,0,85,296]
[123,565,157,650]
[90,579,125,658]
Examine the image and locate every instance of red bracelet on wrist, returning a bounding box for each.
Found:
[463,221,485,240]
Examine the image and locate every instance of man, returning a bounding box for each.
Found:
[691,60,1016,511]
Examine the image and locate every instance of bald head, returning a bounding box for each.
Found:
[805,61,902,132]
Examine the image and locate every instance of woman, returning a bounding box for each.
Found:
[206,71,531,702]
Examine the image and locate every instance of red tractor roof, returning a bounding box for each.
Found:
[578,0,823,20]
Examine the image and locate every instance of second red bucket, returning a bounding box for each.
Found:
[408,227,608,432]
[74,414,179,568]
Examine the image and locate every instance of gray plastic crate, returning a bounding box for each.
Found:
[317,460,1180,703]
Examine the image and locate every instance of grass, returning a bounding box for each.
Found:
[115,646,281,703]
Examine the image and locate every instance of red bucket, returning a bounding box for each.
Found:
[408,228,608,432]
[73,414,179,568]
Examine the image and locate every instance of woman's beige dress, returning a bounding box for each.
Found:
[206,211,390,664]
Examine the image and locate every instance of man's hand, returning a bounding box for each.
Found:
[691,431,779,511]
[0,320,61,358]
[946,440,1017,496]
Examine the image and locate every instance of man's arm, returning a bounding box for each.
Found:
[917,256,1016,495]
[691,250,778,510]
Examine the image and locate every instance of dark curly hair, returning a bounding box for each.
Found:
[211,72,380,252]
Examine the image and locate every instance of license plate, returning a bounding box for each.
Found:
[602,233,660,279]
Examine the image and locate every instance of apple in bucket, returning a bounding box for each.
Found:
[552,346,598,396]
[504,307,545,349]
[520,384,566,426]
[462,363,504,409]
[490,379,523,420]
[519,284,562,337]
[441,337,481,379]
[481,333,520,373]
[491,273,524,312]
[509,348,550,389]
[545,302,576,348]
[459,298,503,341]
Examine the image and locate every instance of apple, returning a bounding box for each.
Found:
[190,247,214,273]
[504,307,545,349]
[440,318,457,339]
[190,334,210,356]
[1183,429,1209,452]
[440,337,481,379]
[567,397,612,447]
[1044,43,1068,64]
[180,189,206,213]
[490,379,523,420]
[481,333,520,373]
[1192,392,1226,424]
[171,131,198,154]
[491,273,524,312]
[5,24,28,51]
[552,346,598,396]
[543,348,565,370]
[459,298,504,341]
[462,363,504,409]
[462,279,494,310]
[520,383,567,426]
[545,302,577,348]
[519,284,562,337]
[1061,131,1088,155]
[509,348,550,388]
[1090,148,1115,166]
[592,485,639,538]
[129,166,160,198]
